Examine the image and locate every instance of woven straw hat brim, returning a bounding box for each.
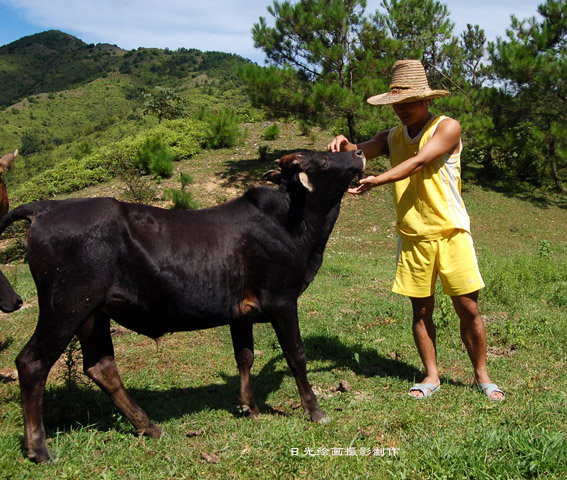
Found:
[367,88,449,106]
[367,59,449,105]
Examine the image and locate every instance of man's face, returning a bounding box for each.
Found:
[392,100,429,126]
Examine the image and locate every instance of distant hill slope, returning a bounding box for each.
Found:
[0,30,252,108]
[0,30,125,108]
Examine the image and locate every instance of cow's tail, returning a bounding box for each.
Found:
[0,202,41,235]
[0,202,42,313]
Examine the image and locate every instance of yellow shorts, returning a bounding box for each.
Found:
[392,230,484,298]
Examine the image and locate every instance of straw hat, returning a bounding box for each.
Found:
[367,60,449,106]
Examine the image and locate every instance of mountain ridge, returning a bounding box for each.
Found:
[0,29,249,108]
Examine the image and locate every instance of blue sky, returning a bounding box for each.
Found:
[0,0,544,64]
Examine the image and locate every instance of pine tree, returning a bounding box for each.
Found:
[242,0,388,142]
[373,0,454,70]
[489,0,567,192]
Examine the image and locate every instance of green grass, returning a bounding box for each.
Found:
[0,125,566,478]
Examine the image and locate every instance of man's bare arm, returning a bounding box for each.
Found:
[348,118,461,194]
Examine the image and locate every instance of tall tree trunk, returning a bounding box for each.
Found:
[347,112,357,145]
[549,139,565,194]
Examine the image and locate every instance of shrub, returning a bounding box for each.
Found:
[74,142,93,159]
[110,149,157,204]
[298,120,312,137]
[20,132,42,155]
[195,106,208,121]
[149,119,203,160]
[262,123,280,140]
[203,109,240,149]
[163,172,197,210]
[258,145,270,161]
[135,136,174,178]
[0,223,28,263]
[11,153,111,203]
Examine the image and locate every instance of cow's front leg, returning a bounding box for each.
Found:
[270,304,329,423]
[230,322,259,418]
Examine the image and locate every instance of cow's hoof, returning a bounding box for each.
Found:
[311,411,330,424]
[28,447,54,464]
[140,424,163,438]
[238,404,259,419]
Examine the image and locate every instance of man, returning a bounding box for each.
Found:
[328,60,504,400]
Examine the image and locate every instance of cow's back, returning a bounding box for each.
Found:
[24,195,300,336]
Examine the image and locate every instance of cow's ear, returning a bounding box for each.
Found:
[299,172,314,192]
[263,169,282,184]
[276,153,302,170]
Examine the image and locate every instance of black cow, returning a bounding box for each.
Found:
[0,150,365,463]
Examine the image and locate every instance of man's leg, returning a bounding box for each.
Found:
[409,295,440,398]
[452,291,504,400]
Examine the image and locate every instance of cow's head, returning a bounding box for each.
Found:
[266,150,365,198]
[0,150,18,176]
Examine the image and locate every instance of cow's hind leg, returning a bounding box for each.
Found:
[77,313,162,438]
[16,321,77,463]
[270,305,329,423]
[230,322,259,418]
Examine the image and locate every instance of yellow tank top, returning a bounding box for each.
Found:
[387,114,470,240]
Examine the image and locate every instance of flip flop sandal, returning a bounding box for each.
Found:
[408,383,440,399]
[475,382,505,401]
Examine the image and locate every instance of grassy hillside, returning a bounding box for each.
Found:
[0,30,261,202]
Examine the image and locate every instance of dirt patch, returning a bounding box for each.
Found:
[482,313,510,323]
[202,179,241,199]
[0,368,18,383]
[487,346,518,358]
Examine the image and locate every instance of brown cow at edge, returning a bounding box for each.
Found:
[0,149,23,312]
[0,150,366,463]
[0,149,17,217]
